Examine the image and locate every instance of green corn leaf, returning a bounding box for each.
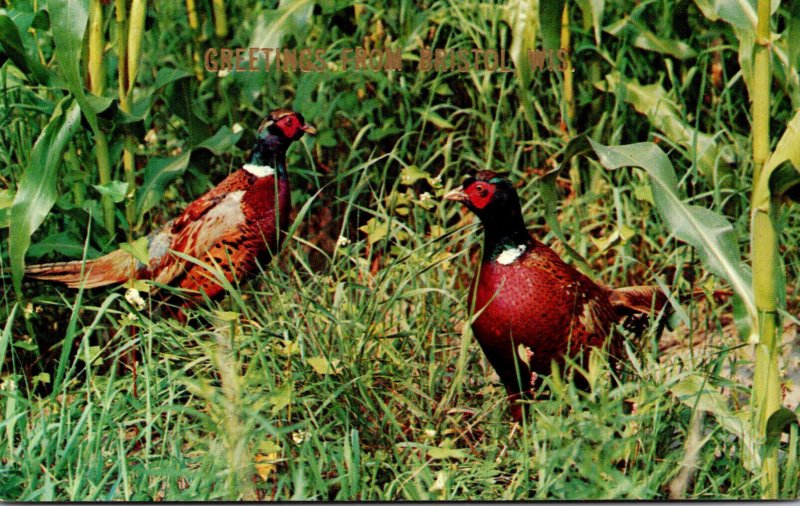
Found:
[575,0,604,45]
[136,125,242,221]
[605,18,696,59]
[599,73,732,184]
[670,373,759,470]
[47,0,99,132]
[119,236,150,266]
[504,0,539,128]
[92,181,129,203]
[760,109,800,207]
[8,99,82,296]
[539,0,565,50]
[236,0,315,104]
[586,139,757,340]
[136,152,192,220]
[0,14,53,85]
[766,407,799,442]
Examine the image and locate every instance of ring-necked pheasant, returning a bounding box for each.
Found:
[26,109,316,308]
[445,171,668,422]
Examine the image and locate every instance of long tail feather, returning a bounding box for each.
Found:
[25,250,136,288]
[610,285,733,318]
[610,285,670,317]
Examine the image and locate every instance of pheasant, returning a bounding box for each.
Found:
[445,171,668,422]
[26,109,316,308]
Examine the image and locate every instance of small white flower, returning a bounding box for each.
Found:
[144,128,158,145]
[23,302,34,318]
[232,123,243,134]
[419,191,431,202]
[292,430,309,444]
[337,236,351,247]
[125,287,146,311]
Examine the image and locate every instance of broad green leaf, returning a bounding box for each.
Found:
[605,18,695,59]
[359,218,389,245]
[31,372,51,387]
[0,14,52,84]
[759,109,800,207]
[769,162,800,203]
[399,165,431,186]
[539,0,565,50]
[576,0,604,45]
[419,110,455,130]
[92,181,129,204]
[268,382,293,414]
[9,100,82,295]
[120,236,150,265]
[248,0,315,54]
[427,446,468,460]
[788,1,800,79]
[701,0,781,32]
[47,0,99,132]
[258,440,282,454]
[14,340,39,351]
[766,407,799,441]
[600,73,730,183]
[196,125,244,155]
[714,0,757,31]
[152,67,193,90]
[692,0,719,20]
[78,345,102,366]
[586,139,757,339]
[28,232,97,259]
[307,356,339,375]
[670,374,759,470]
[236,0,315,104]
[136,152,192,219]
[168,79,212,146]
[0,189,15,228]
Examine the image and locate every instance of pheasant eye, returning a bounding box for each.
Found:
[474,184,488,196]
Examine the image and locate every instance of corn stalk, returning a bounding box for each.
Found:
[117,0,146,237]
[561,1,574,128]
[749,0,781,497]
[212,0,228,38]
[86,0,115,234]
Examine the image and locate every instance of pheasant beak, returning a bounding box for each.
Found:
[300,123,318,136]
[444,186,469,202]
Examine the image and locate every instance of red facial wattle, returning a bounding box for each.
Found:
[278,115,301,138]
[466,183,495,209]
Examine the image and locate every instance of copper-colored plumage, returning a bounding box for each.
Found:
[26,109,316,307]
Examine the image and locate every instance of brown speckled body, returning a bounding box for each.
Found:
[469,238,617,398]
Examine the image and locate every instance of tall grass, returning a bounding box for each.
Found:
[0,0,797,500]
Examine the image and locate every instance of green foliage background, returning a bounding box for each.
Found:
[0,0,798,500]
